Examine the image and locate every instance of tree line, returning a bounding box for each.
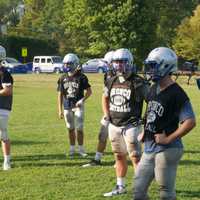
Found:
[1,0,200,67]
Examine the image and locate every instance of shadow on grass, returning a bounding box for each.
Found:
[12,140,48,146]
[13,160,118,168]
[13,154,67,161]
[180,159,200,165]
[9,152,117,168]
[177,189,200,198]
[184,150,200,154]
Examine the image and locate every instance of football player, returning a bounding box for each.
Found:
[134,47,196,200]
[82,50,115,167]
[57,53,92,157]
[0,45,13,170]
[103,48,149,197]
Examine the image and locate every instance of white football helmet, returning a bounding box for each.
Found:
[144,47,177,82]
[0,45,6,61]
[112,48,134,74]
[63,53,80,73]
[104,50,115,65]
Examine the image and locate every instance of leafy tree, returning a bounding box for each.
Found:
[156,0,199,47]
[173,5,200,63]
[62,0,90,56]
[0,0,22,28]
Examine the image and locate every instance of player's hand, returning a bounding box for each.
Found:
[137,132,145,142]
[76,99,84,107]
[154,133,170,144]
[58,111,64,119]
[100,115,110,126]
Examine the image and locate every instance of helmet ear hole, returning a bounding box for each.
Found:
[164,64,169,68]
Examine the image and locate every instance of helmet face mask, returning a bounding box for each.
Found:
[63,62,77,73]
[112,59,130,74]
[144,47,177,82]
[112,48,134,75]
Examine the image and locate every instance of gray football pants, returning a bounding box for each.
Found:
[133,148,183,200]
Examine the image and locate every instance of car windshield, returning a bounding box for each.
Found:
[52,56,62,63]
[6,57,20,64]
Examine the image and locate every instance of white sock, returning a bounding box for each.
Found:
[78,145,84,152]
[70,145,75,152]
[4,155,11,163]
[117,177,125,187]
[95,152,103,161]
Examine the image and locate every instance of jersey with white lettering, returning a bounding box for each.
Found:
[57,72,91,109]
[106,73,149,126]
[144,83,189,153]
[0,67,13,111]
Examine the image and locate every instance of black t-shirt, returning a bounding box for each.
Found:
[0,68,13,110]
[144,83,189,140]
[57,72,91,109]
[106,73,148,126]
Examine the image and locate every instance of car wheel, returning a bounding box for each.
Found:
[35,68,41,74]
[54,68,60,74]
[98,68,104,73]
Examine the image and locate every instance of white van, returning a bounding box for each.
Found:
[33,56,63,73]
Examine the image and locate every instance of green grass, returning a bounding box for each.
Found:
[0,74,199,200]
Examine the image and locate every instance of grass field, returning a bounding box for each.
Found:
[0,73,199,200]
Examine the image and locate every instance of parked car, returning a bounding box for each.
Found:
[32,56,63,74]
[82,58,107,73]
[1,57,28,73]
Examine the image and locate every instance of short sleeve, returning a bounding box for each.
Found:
[81,74,91,89]
[179,101,195,122]
[103,86,109,97]
[57,78,62,92]
[2,72,13,88]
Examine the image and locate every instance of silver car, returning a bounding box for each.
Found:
[82,58,107,73]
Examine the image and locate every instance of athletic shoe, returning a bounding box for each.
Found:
[78,151,88,158]
[69,150,75,158]
[82,159,101,167]
[103,185,126,197]
[3,161,11,171]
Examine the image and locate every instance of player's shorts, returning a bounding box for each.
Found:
[0,114,9,141]
[108,123,142,157]
[64,106,84,131]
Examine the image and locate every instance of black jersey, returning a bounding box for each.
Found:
[106,73,148,126]
[144,83,189,150]
[0,68,13,111]
[57,72,91,109]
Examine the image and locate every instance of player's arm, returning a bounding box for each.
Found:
[0,84,12,96]
[76,86,92,107]
[102,84,110,119]
[57,91,64,119]
[155,101,196,144]
[83,86,92,102]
